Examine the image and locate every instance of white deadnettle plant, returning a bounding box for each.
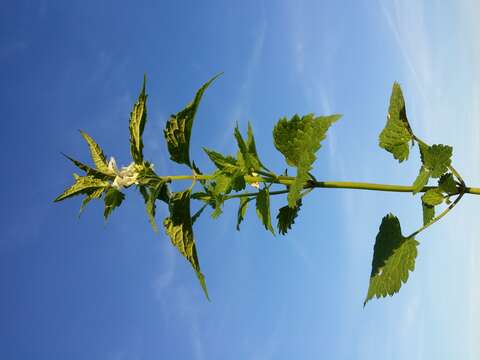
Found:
[55,75,479,305]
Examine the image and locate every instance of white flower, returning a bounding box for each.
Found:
[250,172,260,189]
[108,157,139,189]
[108,157,118,174]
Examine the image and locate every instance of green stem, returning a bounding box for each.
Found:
[158,174,480,195]
[408,189,465,238]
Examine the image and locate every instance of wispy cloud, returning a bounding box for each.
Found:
[379,0,480,357]
[221,20,267,149]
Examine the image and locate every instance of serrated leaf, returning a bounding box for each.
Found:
[55,175,110,202]
[421,188,444,206]
[62,153,113,180]
[79,187,105,216]
[203,148,239,173]
[163,190,209,299]
[235,123,262,173]
[103,187,125,220]
[210,171,246,195]
[236,197,251,231]
[365,214,418,305]
[129,76,147,164]
[421,144,452,178]
[412,166,429,195]
[256,188,274,235]
[273,113,341,207]
[379,82,413,162]
[79,130,110,173]
[142,181,167,232]
[276,200,302,235]
[422,202,435,225]
[164,73,222,167]
[438,173,457,195]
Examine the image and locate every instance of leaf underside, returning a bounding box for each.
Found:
[164,73,222,167]
[365,213,418,305]
[129,76,147,164]
[163,190,209,299]
[276,201,302,235]
[256,188,275,235]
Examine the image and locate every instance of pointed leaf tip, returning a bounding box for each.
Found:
[164,73,222,167]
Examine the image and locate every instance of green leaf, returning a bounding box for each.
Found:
[421,188,444,206]
[61,153,113,180]
[379,82,413,162]
[365,214,419,305]
[55,175,110,202]
[103,187,125,220]
[235,123,262,173]
[210,171,246,195]
[255,188,274,235]
[411,166,429,195]
[136,162,164,189]
[79,187,105,216]
[79,130,111,173]
[438,173,457,195]
[421,144,453,178]
[163,190,209,299]
[236,197,251,231]
[129,76,148,164]
[143,181,167,232]
[203,148,239,174]
[276,200,302,235]
[164,192,209,298]
[164,73,222,167]
[422,202,435,225]
[273,113,341,207]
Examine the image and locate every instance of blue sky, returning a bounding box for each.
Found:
[1,1,479,359]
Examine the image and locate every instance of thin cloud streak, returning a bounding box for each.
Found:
[221,20,267,149]
[380,0,480,357]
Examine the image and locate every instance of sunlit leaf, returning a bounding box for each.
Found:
[129,76,148,164]
[421,188,444,206]
[422,202,435,226]
[421,144,452,178]
[365,214,418,305]
[79,130,111,173]
[103,187,125,220]
[163,190,209,299]
[62,153,113,180]
[411,166,429,195]
[273,113,340,207]
[55,175,110,202]
[164,74,222,167]
[379,82,413,162]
